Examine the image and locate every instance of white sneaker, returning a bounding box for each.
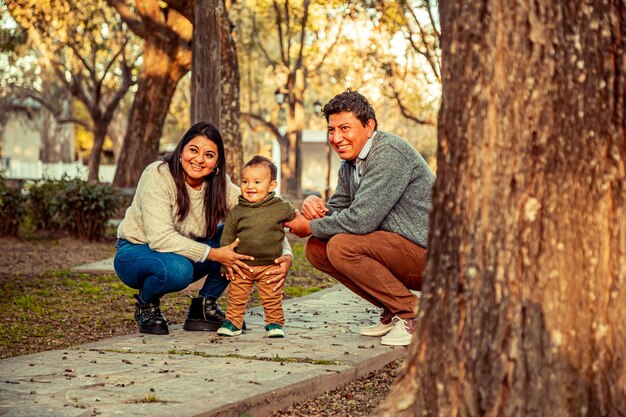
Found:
[380,317,415,346]
[359,320,395,337]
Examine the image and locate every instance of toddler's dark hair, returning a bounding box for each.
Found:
[243,155,277,180]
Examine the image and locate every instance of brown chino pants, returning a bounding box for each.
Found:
[225,264,284,329]
[305,230,427,319]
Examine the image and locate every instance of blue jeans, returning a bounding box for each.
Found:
[114,225,228,303]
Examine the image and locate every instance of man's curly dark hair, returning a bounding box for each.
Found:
[321,90,378,131]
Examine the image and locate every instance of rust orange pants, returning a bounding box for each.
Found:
[305,231,427,319]
[225,264,284,329]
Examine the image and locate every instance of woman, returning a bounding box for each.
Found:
[114,122,292,335]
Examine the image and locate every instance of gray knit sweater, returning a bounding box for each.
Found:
[310,131,434,248]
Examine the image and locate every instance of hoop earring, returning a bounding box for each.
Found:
[213,167,220,175]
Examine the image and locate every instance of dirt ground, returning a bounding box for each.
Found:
[0,234,401,416]
[0,235,117,275]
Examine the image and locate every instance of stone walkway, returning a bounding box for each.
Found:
[0,285,407,417]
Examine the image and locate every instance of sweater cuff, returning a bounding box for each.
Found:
[186,241,210,263]
[310,218,323,239]
[200,246,211,262]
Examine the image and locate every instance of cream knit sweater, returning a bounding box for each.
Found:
[117,161,239,262]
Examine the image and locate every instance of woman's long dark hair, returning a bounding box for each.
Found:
[161,121,228,238]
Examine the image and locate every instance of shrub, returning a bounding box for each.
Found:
[0,176,25,237]
[23,177,69,231]
[51,179,121,241]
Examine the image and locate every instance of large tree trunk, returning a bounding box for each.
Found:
[112,52,184,187]
[377,1,626,416]
[220,1,243,183]
[192,0,221,128]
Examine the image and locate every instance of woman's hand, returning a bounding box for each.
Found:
[301,195,329,220]
[209,238,253,280]
[263,254,293,292]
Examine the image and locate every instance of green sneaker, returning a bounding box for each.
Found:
[265,323,284,338]
[217,319,242,337]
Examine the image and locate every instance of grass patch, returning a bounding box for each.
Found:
[78,280,102,295]
[0,324,23,346]
[13,294,43,313]
[284,286,322,298]
[0,238,335,359]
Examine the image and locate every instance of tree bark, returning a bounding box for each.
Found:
[166,0,244,182]
[377,1,626,416]
[192,0,221,128]
[219,1,243,183]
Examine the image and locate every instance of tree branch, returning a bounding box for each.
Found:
[309,13,346,74]
[272,0,287,65]
[106,0,146,38]
[388,86,433,126]
[294,0,311,69]
[241,112,283,143]
[100,47,125,84]
[6,87,94,130]
[251,10,278,66]
[401,0,441,82]
[102,56,134,123]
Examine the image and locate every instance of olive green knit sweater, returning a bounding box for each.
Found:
[220,192,295,267]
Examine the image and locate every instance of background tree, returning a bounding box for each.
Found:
[191,0,221,128]
[238,0,349,197]
[377,1,625,416]
[6,0,137,181]
[364,0,440,126]
[107,0,192,187]
[0,12,75,163]
[167,0,245,183]
[109,0,244,186]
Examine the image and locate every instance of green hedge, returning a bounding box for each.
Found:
[24,177,69,231]
[1,176,121,241]
[50,178,121,241]
[0,176,25,237]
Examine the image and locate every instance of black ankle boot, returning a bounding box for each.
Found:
[133,294,169,335]
[183,296,225,331]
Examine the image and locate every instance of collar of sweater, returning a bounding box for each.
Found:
[237,191,281,208]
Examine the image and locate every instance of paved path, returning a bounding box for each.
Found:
[71,257,115,275]
[0,286,407,417]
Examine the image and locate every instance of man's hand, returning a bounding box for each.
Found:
[264,254,293,292]
[284,210,312,238]
[301,195,329,220]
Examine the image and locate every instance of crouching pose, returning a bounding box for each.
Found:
[114,122,292,335]
[286,91,434,346]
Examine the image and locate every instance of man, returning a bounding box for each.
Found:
[285,90,434,346]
